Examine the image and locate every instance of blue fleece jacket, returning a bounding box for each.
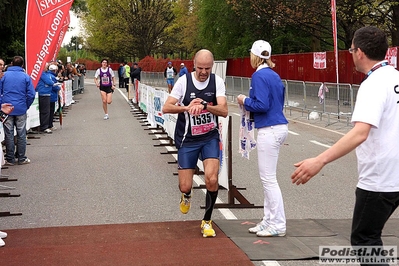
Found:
[243,65,288,128]
[0,66,36,116]
[36,70,57,96]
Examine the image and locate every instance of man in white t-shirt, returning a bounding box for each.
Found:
[291,26,399,264]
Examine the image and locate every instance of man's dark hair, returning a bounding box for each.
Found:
[12,56,24,67]
[353,26,388,61]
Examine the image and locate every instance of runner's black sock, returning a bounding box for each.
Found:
[203,190,218,221]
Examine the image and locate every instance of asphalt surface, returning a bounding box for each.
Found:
[1,78,398,266]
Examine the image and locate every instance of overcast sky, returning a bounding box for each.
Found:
[62,11,81,45]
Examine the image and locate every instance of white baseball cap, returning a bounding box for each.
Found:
[250,40,272,59]
[49,64,58,71]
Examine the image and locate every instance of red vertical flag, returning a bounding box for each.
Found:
[25,0,74,88]
[52,12,71,62]
[331,0,339,83]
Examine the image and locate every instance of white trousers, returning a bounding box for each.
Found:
[257,124,288,231]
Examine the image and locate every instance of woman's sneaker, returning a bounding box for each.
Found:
[256,227,286,237]
[248,222,267,233]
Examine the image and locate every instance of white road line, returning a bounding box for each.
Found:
[287,117,346,136]
[310,140,332,148]
[262,261,281,266]
[288,130,299,135]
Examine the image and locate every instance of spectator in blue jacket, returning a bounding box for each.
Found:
[179,63,189,77]
[48,63,61,131]
[36,63,60,133]
[237,40,288,237]
[0,56,36,165]
[118,63,125,88]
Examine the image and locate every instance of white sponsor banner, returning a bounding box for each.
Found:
[313,52,327,69]
[26,92,40,130]
[385,47,397,68]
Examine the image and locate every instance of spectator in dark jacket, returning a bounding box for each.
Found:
[130,62,141,86]
[118,63,125,88]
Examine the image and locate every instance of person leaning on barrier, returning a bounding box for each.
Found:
[48,62,61,131]
[130,62,141,85]
[237,40,288,237]
[162,49,228,238]
[36,63,61,134]
[291,26,399,266]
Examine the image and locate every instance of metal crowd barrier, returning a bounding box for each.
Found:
[140,71,361,126]
[71,75,85,95]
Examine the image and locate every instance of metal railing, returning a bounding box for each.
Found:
[142,72,360,126]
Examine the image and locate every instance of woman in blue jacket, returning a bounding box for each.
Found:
[36,64,60,133]
[49,64,61,131]
[237,40,288,237]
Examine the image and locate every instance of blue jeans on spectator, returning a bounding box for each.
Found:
[3,114,28,163]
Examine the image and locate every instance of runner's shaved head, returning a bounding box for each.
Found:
[193,49,214,82]
[194,49,214,65]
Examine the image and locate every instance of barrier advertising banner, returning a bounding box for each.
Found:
[313,52,327,69]
[25,0,74,88]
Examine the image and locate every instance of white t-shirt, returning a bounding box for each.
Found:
[351,61,399,192]
[170,72,226,103]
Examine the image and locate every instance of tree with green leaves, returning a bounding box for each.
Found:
[167,0,200,59]
[0,1,27,61]
[83,0,176,61]
[228,0,399,52]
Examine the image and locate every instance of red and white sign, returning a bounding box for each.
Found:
[25,0,74,88]
[385,47,397,68]
[313,52,327,69]
[51,12,70,61]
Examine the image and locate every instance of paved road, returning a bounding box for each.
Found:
[1,79,397,266]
